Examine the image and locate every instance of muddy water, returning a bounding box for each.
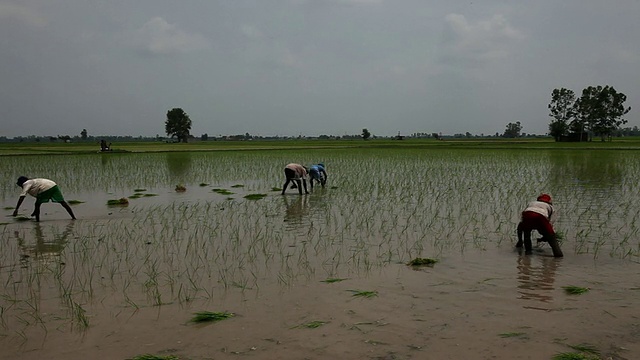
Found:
[1,149,640,359]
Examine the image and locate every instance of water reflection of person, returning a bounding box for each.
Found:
[516,254,560,304]
[283,195,310,226]
[15,222,74,260]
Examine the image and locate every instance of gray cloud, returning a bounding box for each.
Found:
[131,17,211,56]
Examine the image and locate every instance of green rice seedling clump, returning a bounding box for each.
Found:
[321,278,348,283]
[348,290,378,298]
[563,286,589,295]
[407,257,438,266]
[15,216,31,222]
[271,187,282,191]
[212,188,234,195]
[231,184,244,188]
[175,184,186,192]
[199,182,209,187]
[244,193,267,200]
[190,311,235,323]
[552,352,599,360]
[143,193,158,197]
[128,355,179,360]
[498,332,527,338]
[67,200,84,205]
[133,188,147,192]
[107,198,129,206]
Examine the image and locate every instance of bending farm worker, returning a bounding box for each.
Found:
[516,194,563,257]
[281,163,309,195]
[308,163,328,190]
[13,176,76,222]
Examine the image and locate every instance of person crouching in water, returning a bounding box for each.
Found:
[13,176,76,222]
[281,163,309,195]
[308,163,327,190]
[516,194,563,257]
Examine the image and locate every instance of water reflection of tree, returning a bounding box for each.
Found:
[15,222,74,261]
[516,254,560,304]
[166,152,192,181]
[548,151,624,190]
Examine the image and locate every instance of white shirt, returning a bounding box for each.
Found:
[524,200,553,219]
[20,178,56,197]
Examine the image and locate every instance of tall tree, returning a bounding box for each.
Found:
[574,85,631,141]
[503,122,522,138]
[361,128,371,140]
[81,128,88,140]
[548,88,575,141]
[165,108,192,143]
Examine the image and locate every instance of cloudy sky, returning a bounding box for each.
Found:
[1,1,639,138]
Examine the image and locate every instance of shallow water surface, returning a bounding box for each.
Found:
[1,149,639,359]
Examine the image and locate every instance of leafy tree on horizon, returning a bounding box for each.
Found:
[548,85,630,141]
[81,129,88,140]
[574,85,631,141]
[548,88,575,141]
[362,128,371,140]
[165,108,192,143]
[503,121,522,138]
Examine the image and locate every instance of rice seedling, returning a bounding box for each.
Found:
[175,184,186,192]
[128,355,179,360]
[134,188,147,192]
[244,194,267,200]
[321,278,348,283]
[552,352,599,360]
[407,257,438,266]
[189,311,235,323]
[212,188,234,195]
[292,320,327,329]
[107,198,129,206]
[199,183,209,187]
[567,343,600,355]
[231,184,244,188]
[562,286,590,295]
[271,187,282,191]
[498,332,527,338]
[67,200,85,205]
[348,290,378,298]
[14,216,31,222]
[3,206,14,210]
[143,193,158,197]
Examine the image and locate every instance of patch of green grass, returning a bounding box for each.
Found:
[107,198,129,206]
[407,257,438,266]
[231,184,244,188]
[568,343,600,355]
[552,352,599,360]
[499,332,527,338]
[212,188,234,195]
[190,311,235,323]
[321,278,348,283]
[293,320,327,329]
[348,290,378,298]
[128,355,179,360]
[563,286,590,295]
[244,193,267,200]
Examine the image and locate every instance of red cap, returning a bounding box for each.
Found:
[537,194,552,204]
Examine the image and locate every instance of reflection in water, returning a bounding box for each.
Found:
[283,196,310,228]
[166,152,193,181]
[516,254,560,304]
[15,222,74,261]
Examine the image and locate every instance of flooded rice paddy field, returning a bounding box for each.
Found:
[0,148,639,359]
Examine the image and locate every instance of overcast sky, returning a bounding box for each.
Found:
[1,1,639,138]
